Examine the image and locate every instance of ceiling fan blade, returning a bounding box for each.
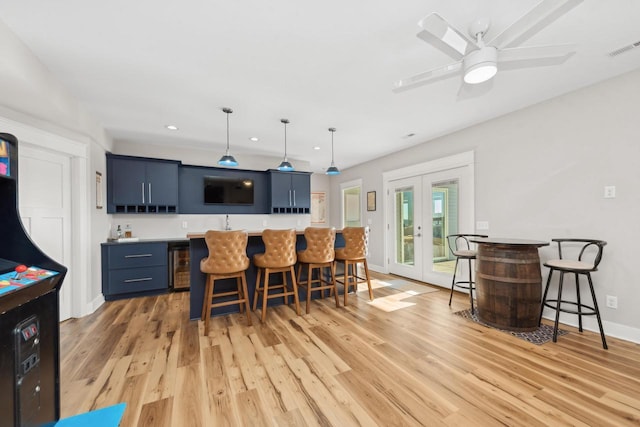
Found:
[488,0,583,49]
[393,62,462,93]
[417,12,478,60]
[499,44,577,62]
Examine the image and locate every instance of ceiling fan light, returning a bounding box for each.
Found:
[463,46,497,84]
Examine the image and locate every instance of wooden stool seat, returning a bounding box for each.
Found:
[335,226,373,306]
[200,230,252,334]
[297,227,339,313]
[253,229,301,322]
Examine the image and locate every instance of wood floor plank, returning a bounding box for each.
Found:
[59,271,640,426]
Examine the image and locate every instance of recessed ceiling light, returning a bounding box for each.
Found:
[249,137,259,142]
[165,125,179,131]
[313,146,321,150]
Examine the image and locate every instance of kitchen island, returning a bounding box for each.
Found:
[188,230,344,320]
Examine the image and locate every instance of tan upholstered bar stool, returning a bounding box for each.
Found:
[297,227,339,314]
[446,234,488,314]
[539,238,608,349]
[335,226,373,306]
[200,230,252,334]
[253,229,301,322]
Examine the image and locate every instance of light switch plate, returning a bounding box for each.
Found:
[476,221,489,230]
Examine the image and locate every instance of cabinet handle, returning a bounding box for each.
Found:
[288,190,292,206]
[292,189,296,206]
[124,277,153,283]
[141,183,145,204]
[148,183,152,204]
[124,254,153,258]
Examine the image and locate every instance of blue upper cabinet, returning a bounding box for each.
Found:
[269,170,311,214]
[107,154,180,214]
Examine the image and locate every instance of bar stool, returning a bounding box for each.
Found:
[200,230,252,335]
[297,227,339,314]
[446,234,488,314]
[253,229,301,322]
[335,226,373,306]
[539,238,608,349]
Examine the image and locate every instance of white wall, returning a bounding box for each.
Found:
[0,19,113,314]
[329,69,640,342]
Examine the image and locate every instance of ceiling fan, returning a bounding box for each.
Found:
[393,0,584,95]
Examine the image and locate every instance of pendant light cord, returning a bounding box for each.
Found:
[329,127,336,164]
[281,119,289,160]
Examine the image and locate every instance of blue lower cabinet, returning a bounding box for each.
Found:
[101,242,168,300]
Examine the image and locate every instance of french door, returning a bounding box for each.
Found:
[387,166,473,287]
[388,176,423,280]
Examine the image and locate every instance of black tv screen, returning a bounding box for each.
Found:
[204,176,254,205]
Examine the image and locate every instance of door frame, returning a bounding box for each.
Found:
[382,151,475,283]
[0,116,90,318]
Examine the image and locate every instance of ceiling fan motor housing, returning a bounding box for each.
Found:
[463,46,498,84]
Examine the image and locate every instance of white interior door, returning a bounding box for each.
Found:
[387,176,423,280]
[19,145,72,321]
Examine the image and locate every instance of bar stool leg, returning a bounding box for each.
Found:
[331,262,340,307]
[201,276,212,321]
[552,272,565,343]
[253,268,262,311]
[290,266,301,316]
[575,273,583,332]
[240,273,252,326]
[261,268,271,323]
[586,273,608,350]
[448,257,460,306]
[362,259,373,301]
[306,264,312,314]
[539,270,554,326]
[467,258,474,314]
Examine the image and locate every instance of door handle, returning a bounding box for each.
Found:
[414,233,422,237]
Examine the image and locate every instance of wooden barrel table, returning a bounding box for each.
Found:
[470,238,549,332]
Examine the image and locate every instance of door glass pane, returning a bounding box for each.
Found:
[343,186,361,227]
[395,187,414,266]
[432,179,458,273]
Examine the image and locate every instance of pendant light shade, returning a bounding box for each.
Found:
[218,107,238,167]
[326,127,340,175]
[277,118,294,171]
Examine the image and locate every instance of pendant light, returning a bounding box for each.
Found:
[218,107,238,167]
[277,118,294,171]
[326,127,340,175]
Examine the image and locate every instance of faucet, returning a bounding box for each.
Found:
[224,215,231,230]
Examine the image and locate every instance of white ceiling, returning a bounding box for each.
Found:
[1,0,639,172]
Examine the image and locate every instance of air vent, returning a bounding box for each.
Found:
[609,41,640,57]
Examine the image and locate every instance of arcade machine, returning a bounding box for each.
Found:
[0,133,67,427]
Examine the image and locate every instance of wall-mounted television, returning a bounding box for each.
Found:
[204,175,254,205]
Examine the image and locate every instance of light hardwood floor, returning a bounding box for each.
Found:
[60,273,640,426]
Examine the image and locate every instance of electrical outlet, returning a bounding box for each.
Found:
[476,221,489,230]
[604,186,616,198]
[181,221,188,229]
[606,295,618,309]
